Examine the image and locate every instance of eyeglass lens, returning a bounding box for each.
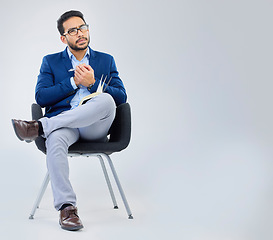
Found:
[68,25,89,36]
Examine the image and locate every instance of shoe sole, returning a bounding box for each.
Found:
[59,221,84,231]
[11,119,33,143]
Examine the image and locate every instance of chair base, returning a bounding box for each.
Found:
[29,153,133,220]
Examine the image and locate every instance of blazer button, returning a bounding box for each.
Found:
[66,100,69,103]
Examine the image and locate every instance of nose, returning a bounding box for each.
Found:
[77,29,84,37]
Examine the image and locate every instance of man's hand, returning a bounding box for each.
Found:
[74,63,95,87]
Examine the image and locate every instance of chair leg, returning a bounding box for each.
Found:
[29,171,50,219]
[97,154,118,209]
[103,154,133,219]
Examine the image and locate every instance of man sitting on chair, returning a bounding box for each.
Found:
[11,10,127,231]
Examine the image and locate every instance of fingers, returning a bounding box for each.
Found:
[75,65,83,75]
[75,64,94,79]
[74,69,81,79]
[83,64,92,71]
[76,63,92,73]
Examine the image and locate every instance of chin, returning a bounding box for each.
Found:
[72,45,88,51]
[78,43,88,49]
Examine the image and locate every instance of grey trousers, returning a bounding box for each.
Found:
[39,93,116,210]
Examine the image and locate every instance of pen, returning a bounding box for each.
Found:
[68,66,90,72]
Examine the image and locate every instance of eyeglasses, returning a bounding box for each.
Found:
[63,24,89,36]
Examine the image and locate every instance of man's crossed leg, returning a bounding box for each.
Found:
[12,93,116,231]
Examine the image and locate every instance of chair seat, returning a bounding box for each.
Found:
[69,141,127,155]
[35,137,128,155]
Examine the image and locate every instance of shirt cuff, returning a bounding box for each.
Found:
[70,77,78,90]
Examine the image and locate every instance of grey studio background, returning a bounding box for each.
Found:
[1,0,273,239]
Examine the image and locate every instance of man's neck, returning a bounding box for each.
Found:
[69,47,88,61]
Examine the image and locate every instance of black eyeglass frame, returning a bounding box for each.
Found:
[63,24,89,36]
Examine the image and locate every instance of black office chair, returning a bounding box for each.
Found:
[29,102,133,219]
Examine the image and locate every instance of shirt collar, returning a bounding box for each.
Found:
[67,47,90,61]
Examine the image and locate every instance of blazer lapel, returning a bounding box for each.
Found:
[61,48,73,71]
[88,47,97,71]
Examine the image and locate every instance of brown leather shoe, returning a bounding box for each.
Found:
[11,119,39,143]
[59,206,83,231]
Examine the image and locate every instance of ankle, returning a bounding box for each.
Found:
[59,204,73,211]
[37,121,44,136]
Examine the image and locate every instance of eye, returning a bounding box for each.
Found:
[68,28,77,35]
[80,25,88,30]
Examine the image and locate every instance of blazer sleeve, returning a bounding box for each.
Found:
[104,56,127,106]
[35,56,75,107]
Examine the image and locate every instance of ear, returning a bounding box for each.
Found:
[60,35,67,44]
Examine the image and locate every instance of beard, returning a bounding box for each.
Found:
[67,36,90,51]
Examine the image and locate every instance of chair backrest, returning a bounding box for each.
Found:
[31,102,132,155]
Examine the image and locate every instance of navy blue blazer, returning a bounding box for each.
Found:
[35,47,127,118]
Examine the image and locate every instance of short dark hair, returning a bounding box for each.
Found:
[57,10,86,35]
